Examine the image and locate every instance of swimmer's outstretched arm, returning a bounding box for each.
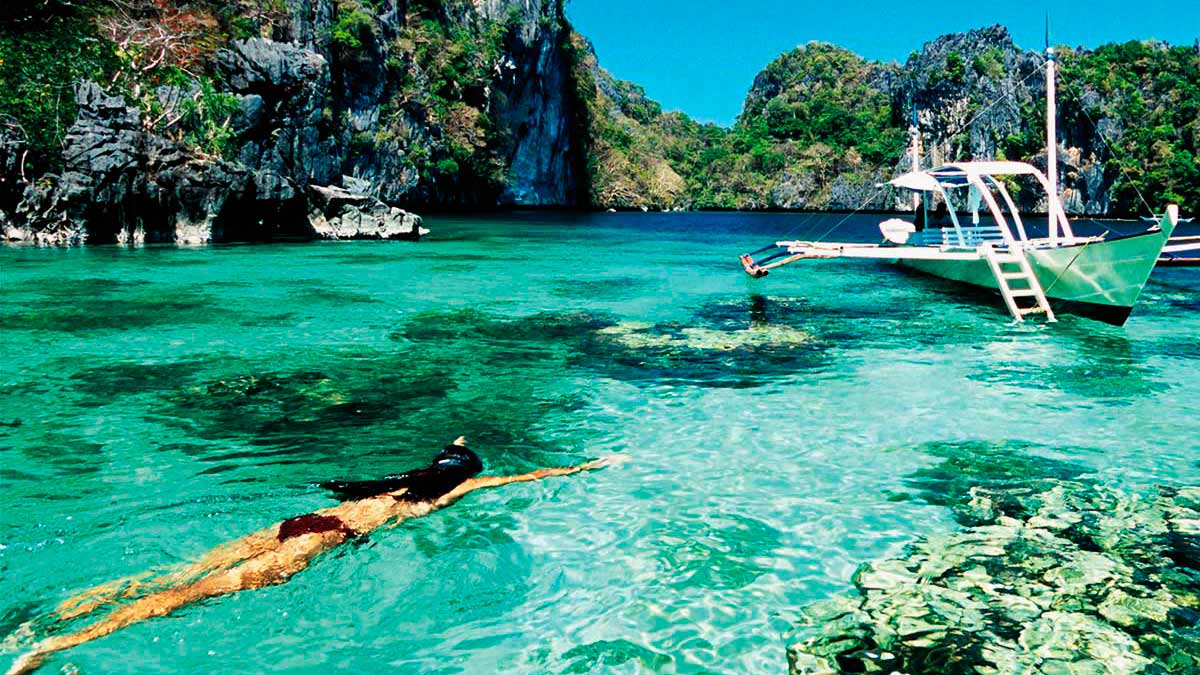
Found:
[435,455,628,505]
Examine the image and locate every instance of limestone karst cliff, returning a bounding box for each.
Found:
[0,0,584,244]
[1,7,1195,245]
[580,25,1199,216]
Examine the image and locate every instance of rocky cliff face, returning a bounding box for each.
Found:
[1,11,1192,241]
[741,25,1198,215]
[577,25,1197,215]
[895,27,1043,164]
[0,0,582,245]
[888,26,1096,214]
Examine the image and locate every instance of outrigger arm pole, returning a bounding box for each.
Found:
[739,244,810,277]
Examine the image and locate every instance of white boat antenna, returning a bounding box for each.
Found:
[909,104,922,212]
[1045,43,1062,244]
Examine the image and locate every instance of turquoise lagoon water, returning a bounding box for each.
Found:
[1,212,1198,674]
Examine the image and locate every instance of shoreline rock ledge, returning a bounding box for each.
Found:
[1,69,430,247]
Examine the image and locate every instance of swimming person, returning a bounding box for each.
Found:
[7,438,622,675]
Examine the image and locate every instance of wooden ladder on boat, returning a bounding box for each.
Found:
[981,242,1056,323]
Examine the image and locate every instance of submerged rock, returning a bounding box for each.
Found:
[595,321,814,352]
[391,297,829,390]
[786,477,1200,675]
[571,295,834,388]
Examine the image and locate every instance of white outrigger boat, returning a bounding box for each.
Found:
[739,46,1179,326]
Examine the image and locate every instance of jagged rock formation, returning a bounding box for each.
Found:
[898,27,1043,165]
[0,0,583,245]
[306,184,424,240]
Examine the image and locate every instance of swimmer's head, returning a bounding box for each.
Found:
[321,437,483,502]
[380,437,482,503]
[431,437,483,478]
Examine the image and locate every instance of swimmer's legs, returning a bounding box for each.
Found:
[53,572,156,622]
[11,537,326,675]
[10,578,234,675]
[166,529,281,586]
[52,528,279,623]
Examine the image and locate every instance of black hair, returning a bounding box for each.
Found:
[320,444,484,502]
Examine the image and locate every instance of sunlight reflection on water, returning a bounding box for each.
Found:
[1,213,1197,674]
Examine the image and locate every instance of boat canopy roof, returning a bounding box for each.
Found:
[889,161,1045,191]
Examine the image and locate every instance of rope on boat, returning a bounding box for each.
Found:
[1042,237,1094,295]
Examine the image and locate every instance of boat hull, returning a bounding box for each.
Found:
[897,229,1170,326]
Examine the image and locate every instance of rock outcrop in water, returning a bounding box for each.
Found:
[306,184,426,241]
[786,456,1200,674]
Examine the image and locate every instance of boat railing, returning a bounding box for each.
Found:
[910,226,1005,247]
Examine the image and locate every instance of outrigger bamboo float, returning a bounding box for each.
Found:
[1160,236,1200,267]
[739,46,1179,327]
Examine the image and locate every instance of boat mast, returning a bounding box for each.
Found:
[909,105,922,212]
[1046,44,1061,244]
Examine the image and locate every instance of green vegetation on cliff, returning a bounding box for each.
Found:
[568,33,694,209]
[742,43,903,165]
[1059,40,1200,213]
[0,7,119,167]
[0,0,283,169]
[570,28,1199,216]
[380,0,522,198]
[573,41,905,210]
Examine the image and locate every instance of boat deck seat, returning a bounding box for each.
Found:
[910,226,1006,247]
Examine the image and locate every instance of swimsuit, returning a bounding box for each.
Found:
[277,513,358,541]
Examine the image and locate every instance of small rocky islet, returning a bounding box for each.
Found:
[786,444,1200,675]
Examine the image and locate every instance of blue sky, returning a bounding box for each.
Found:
[565,0,1200,126]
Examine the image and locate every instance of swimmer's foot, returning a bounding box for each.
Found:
[6,645,47,675]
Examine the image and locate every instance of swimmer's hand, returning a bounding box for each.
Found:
[447,454,629,498]
[579,454,631,471]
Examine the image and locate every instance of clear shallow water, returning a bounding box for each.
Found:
[0,212,1198,674]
